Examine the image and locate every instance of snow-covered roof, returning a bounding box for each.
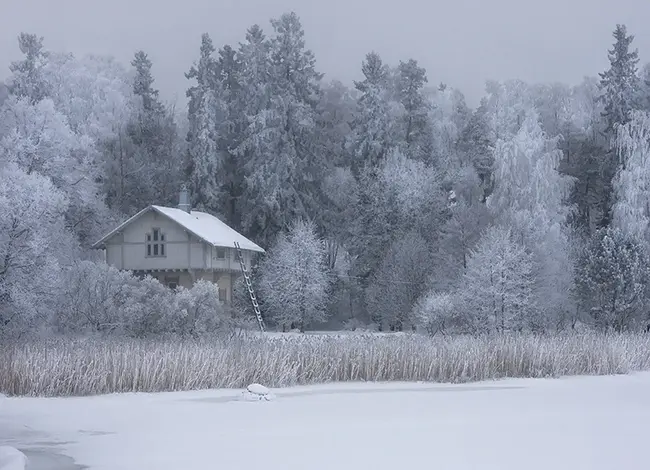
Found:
[91,205,264,253]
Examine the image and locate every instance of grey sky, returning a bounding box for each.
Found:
[1,0,649,107]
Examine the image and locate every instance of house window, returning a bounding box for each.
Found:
[218,288,227,302]
[215,247,226,259]
[146,228,166,257]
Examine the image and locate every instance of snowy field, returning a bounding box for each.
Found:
[1,373,649,470]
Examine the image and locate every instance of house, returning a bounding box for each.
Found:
[91,188,264,303]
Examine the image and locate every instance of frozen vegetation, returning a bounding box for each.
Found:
[1,332,649,397]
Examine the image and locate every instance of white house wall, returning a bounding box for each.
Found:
[206,246,249,271]
[119,210,198,271]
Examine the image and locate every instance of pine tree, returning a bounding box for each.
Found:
[599,24,641,136]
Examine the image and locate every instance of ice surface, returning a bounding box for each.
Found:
[0,446,27,470]
[2,373,650,470]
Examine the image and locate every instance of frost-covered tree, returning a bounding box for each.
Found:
[489,110,574,234]
[459,226,536,333]
[235,14,325,246]
[0,96,107,246]
[457,100,494,200]
[571,76,605,144]
[366,231,432,331]
[428,84,470,168]
[599,24,641,136]
[484,79,532,141]
[380,150,445,231]
[0,163,76,337]
[640,62,650,111]
[215,44,245,225]
[127,51,181,210]
[315,80,356,168]
[185,33,224,213]
[488,110,576,327]
[612,110,650,244]
[395,59,431,160]
[433,168,492,290]
[349,52,397,176]
[7,33,50,104]
[577,227,650,331]
[531,82,572,138]
[258,219,331,331]
[43,53,134,139]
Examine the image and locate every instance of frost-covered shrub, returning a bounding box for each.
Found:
[415,292,457,336]
[56,260,173,336]
[172,280,227,338]
[56,261,232,338]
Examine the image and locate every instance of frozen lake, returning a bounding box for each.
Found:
[2,373,649,469]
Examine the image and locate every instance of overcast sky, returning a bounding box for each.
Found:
[2,0,649,107]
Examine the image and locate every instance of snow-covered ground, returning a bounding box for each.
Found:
[0,447,27,470]
[1,373,649,470]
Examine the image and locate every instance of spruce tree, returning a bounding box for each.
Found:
[599,24,640,136]
[350,52,394,177]
[8,33,49,104]
[185,34,224,213]
[395,58,430,159]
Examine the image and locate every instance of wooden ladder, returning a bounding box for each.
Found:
[234,241,265,332]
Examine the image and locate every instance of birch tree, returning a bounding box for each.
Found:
[612,110,650,244]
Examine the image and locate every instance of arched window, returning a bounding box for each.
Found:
[146,228,166,257]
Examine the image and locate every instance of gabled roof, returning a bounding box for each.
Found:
[91,205,265,253]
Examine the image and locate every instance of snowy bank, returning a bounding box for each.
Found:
[0,447,27,470]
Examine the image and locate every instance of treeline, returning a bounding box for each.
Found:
[1,16,650,337]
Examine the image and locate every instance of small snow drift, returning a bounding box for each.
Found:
[241,383,274,401]
[0,446,28,470]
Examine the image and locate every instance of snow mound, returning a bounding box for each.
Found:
[247,383,270,395]
[0,446,27,470]
[241,383,275,401]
